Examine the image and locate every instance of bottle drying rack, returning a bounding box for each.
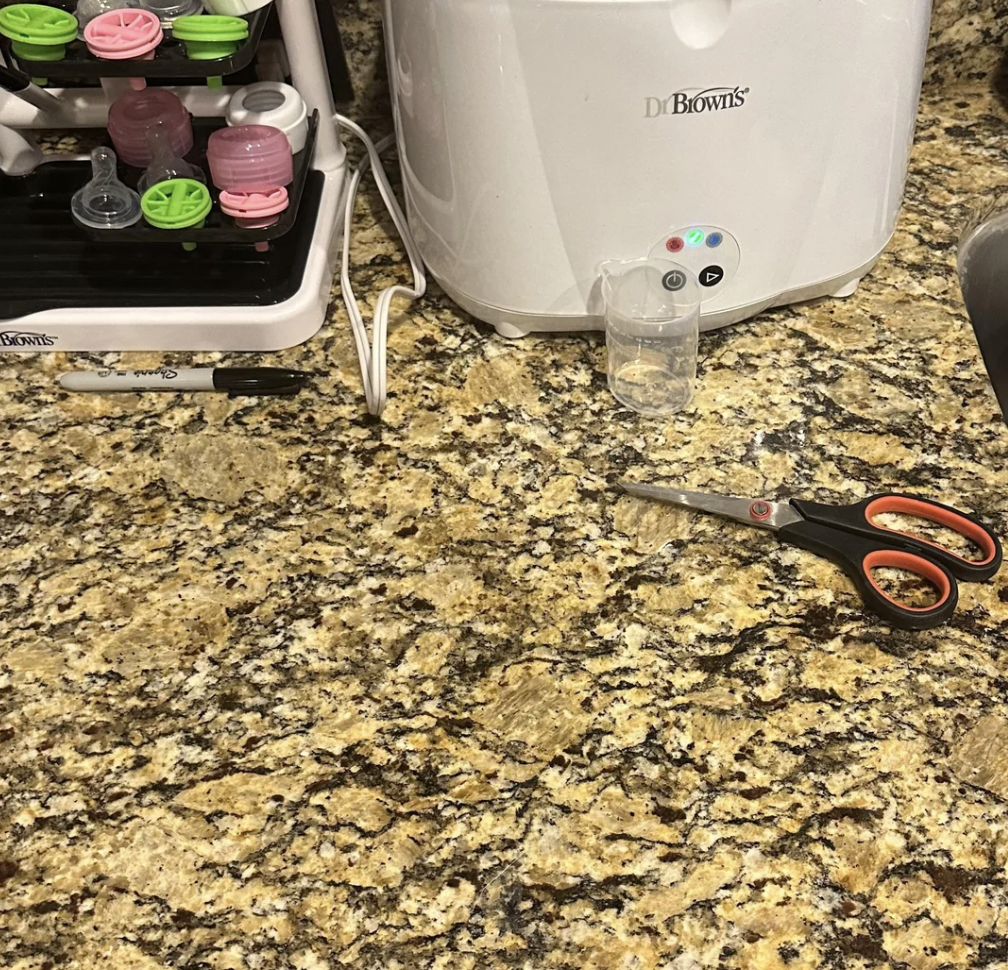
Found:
[0,1,318,247]
[0,0,351,349]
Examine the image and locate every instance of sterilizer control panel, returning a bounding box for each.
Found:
[648,226,740,298]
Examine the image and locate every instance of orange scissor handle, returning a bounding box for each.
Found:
[791,494,1002,583]
[779,520,959,631]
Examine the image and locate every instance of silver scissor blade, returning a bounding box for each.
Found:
[619,482,802,532]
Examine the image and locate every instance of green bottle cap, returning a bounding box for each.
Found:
[171,14,247,59]
[141,178,212,230]
[0,4,77,61]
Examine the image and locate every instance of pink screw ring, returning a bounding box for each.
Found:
[207,124,293,193]
[107,87,193,167]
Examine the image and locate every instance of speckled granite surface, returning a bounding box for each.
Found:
[928,0,1008,83]
[3,3,1008,969]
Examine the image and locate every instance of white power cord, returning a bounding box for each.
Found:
[335,114,427,417]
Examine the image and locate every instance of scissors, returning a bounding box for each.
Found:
[620,483,1003,631]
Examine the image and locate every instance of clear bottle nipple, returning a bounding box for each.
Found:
[71,146,142,229]
[137,125,205,194]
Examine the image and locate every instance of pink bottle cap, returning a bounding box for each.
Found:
[84,7,162,58]
[207,125,293,193]
[107,88,193,167]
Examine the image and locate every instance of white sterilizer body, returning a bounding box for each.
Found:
[382,0,932,337]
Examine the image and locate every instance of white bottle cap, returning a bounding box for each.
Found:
[226,81,308,155]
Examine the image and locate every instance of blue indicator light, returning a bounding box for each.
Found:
[706,232,724,249]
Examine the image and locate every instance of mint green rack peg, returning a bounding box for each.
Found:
[0,4,78,84]
[141,177,212,251]
[171,14,248,88]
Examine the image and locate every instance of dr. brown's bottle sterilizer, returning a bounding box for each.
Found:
[382,0,933,337]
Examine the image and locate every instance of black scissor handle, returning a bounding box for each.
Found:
[791,494,1002,583]
[778,519,959,631]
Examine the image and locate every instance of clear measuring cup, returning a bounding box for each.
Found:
[599,257,701,416]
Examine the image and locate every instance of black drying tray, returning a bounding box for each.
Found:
[0,163,321,316]
[72,109,318,243]
[2,0,270,81]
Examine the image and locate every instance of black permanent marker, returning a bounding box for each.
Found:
[58,367,310,397]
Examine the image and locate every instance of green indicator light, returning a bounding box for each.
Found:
[686,229,705,246]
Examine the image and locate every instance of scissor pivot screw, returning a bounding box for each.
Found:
[750,501,772,520]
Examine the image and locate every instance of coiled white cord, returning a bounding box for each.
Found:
[335,114,427,417]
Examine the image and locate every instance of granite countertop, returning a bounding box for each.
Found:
[3,2,1008,968]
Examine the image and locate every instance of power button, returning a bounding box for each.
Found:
[662,269,688,292]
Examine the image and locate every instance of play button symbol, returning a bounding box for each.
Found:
[700,265,725,287]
